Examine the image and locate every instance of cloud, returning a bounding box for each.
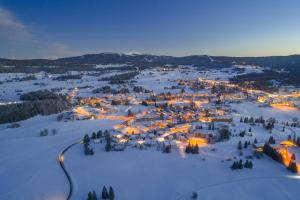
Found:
[0,7,32,41]
[0,7,80,59]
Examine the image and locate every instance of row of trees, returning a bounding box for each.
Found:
[83,134,94,156]
[240,116,265,124]
[0,98,72,124]
[87,186,115,200]
[162,145,172,153]
[40,128,57,137]
[20,89,65,101]
[286,134,300,148]
[53,74,82,81]
[231,159,253,170]
[101,71,138,84]
[282,117,299,128]
[237,140,252,150]
[84,130,109,143]
[239,116,277,132]
[185,144,199,154]
[92,85,116,94]
[263,143,298,173]
[83,130,111,155]
[133,86,151,93]
[263,143,282,163]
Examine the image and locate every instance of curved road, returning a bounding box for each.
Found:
[58,140,82,200]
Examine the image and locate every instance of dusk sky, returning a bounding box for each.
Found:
[0,0,300,59]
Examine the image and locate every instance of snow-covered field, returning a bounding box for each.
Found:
[1,65,300,200]
[0,116,121,200]
[67,143,300,200]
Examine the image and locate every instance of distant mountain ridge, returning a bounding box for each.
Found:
[1,53,300,71]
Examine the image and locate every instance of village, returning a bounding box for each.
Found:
[55,68,300,177]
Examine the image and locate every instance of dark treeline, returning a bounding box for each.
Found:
[230,70,300,90]
[53,74,82,81]
[20,89,65,101]
[0,90,72,124]
[100,71,139,84]
[263,143,298,173]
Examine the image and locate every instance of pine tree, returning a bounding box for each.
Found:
[238,141,242,150]
[244,160,249,168]
[102,186,108,199]
[194,145,199,154]
[248,161,253,169]
[83,134,90,144]
[291,153,296,161]
[84,146,90,155]
[185,144,191,154]
[105,142,112,152]
[231,161,238,170]
[88,191,93,200]
[238,159,243,169]
[165,145,171,153]
[297,137,300,147]
[97,130,103,138]
[287,161,298,173]
[248,127,252,132]
[208,124,212,130]
[244,141,248,149]
[90,148,94,155]
[127,109,134,117]
[268,136,275,144]
[240,117,243,123]
[92,191,97,200]
[192,192,198,199]
[109,186,115,200]
[293,134,296,143]
[249,117,254,123]
[254,138,258,144]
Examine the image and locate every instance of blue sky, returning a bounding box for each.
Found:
[0,0,300,58]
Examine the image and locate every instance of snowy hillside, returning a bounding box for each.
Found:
[1,64,300,200]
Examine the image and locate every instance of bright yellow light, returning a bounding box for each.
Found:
[137,140,144,145]
[115,134,123,139]
[257,96,267,103]
[271,102,297,111]
[188,137,208,146]
[119,139,127,143]
[59,155,64,162]
[157,137,165,142]
[281,140,297,147]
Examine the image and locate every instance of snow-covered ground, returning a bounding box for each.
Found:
[231,102,300,122]
[0,115,121,200]
[66,143,300,200]
[1,65,300,200]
